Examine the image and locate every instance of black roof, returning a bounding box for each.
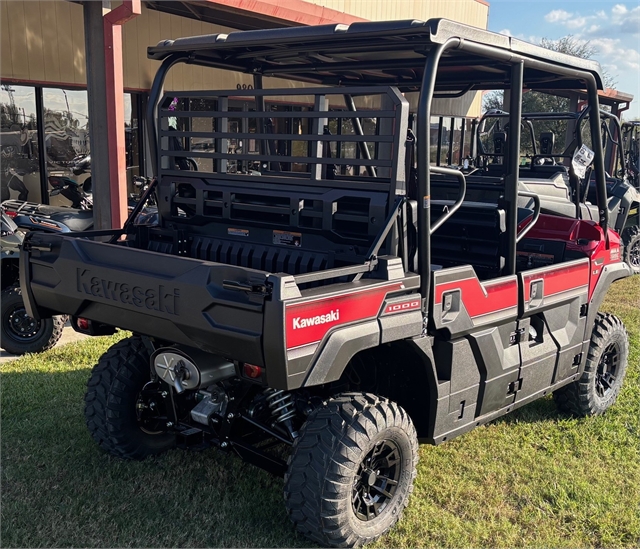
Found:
[147,18,604,92]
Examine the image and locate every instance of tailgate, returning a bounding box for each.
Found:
[20,232,269,364]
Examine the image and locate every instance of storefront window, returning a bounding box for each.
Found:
[2,85,143,207]
[125,93,141,197]
[461,119,475,163]
[430,116,441,164]
[0,84,41,202]
[43,88,90,206]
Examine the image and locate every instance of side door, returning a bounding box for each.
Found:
[515,257,590,403]
[431,265,522,421]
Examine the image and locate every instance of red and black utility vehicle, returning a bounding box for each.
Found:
[20,19,632,547]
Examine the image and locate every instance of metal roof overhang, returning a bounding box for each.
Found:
[147,18,605,92]
[544,88,635,109]
[145,0,367,30]
[597,88,634,106]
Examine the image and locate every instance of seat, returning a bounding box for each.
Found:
[430,200,533,280]
[48,209,94,232]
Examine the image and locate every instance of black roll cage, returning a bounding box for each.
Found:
[144,20,610,306]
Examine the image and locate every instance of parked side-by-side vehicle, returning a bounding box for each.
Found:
[19,19,633,547]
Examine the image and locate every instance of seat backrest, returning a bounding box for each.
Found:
[430,201,507,280]
[494,131,507,156]
[539,131,555,155]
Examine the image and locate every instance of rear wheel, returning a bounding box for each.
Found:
[84,336,175,459]
[554,313,629,416]
[621,226,640,274]
[284,393,418,547]
[0,285,65,355]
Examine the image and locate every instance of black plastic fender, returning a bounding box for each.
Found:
[585,261,632,349]
[569,262,631,378]
[303,320,381,387]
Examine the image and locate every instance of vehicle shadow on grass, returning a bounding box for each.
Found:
[0,368,314,548]
[494,394,561,423]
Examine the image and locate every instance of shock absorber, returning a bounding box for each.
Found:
[265,389,298,438]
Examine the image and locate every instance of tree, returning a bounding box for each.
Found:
[482,35,617,113]
[539,36,597,64]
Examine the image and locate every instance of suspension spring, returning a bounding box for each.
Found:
[265,389,296,424]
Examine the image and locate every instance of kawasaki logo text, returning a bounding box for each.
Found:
[77,269,179,315]
[292,309,339,329]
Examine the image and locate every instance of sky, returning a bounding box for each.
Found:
[487,1,640,120]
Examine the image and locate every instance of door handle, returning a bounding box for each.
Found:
[527,279,544,310]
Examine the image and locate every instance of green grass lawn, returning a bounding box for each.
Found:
[2,276,639,548]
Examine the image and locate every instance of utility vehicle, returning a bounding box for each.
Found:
[1,208,66,354]
[622,121,640,187]
[621,120,640,270]
[20,19,632,547]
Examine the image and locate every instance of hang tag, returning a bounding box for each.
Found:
[571,144,595,179]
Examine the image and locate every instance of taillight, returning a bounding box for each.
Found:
[4,211,16,218]
[77,318,90,331]
[243,363,263,380]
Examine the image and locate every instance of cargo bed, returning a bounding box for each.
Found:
[22,231,271,365]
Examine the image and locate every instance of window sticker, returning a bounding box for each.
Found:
[571,144,595,179]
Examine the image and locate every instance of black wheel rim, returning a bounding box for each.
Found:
[629,238,640,268]
[3,304,44,342]
[352,439,401,521]
[595,342,620,400]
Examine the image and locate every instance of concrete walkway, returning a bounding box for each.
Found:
[0,321,89,364]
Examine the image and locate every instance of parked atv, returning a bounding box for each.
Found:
[1,209,66,355]
[71,153,92,194]
[621,121,640,271]
[20,20,632,547]
[2,199,94,232]
[47,172,93,211]
[622,121,639,188]
[1,190,158,355]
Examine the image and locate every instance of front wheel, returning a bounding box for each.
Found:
[621,226,640,274]
[554,313,629,416]
[84,336,176,459]
[0,285,65,355]
[284,393,419,547]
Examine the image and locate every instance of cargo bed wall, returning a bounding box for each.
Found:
[21,233,271,365]
[159,180,391,276]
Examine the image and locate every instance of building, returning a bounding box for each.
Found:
[0,0,490,208]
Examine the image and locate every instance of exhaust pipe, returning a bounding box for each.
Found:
[151,348,235,393]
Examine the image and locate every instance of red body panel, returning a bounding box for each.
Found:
[284,282,405,350]
[524,214,622,299]
[434,276,518,318]
[521,261,590,301]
